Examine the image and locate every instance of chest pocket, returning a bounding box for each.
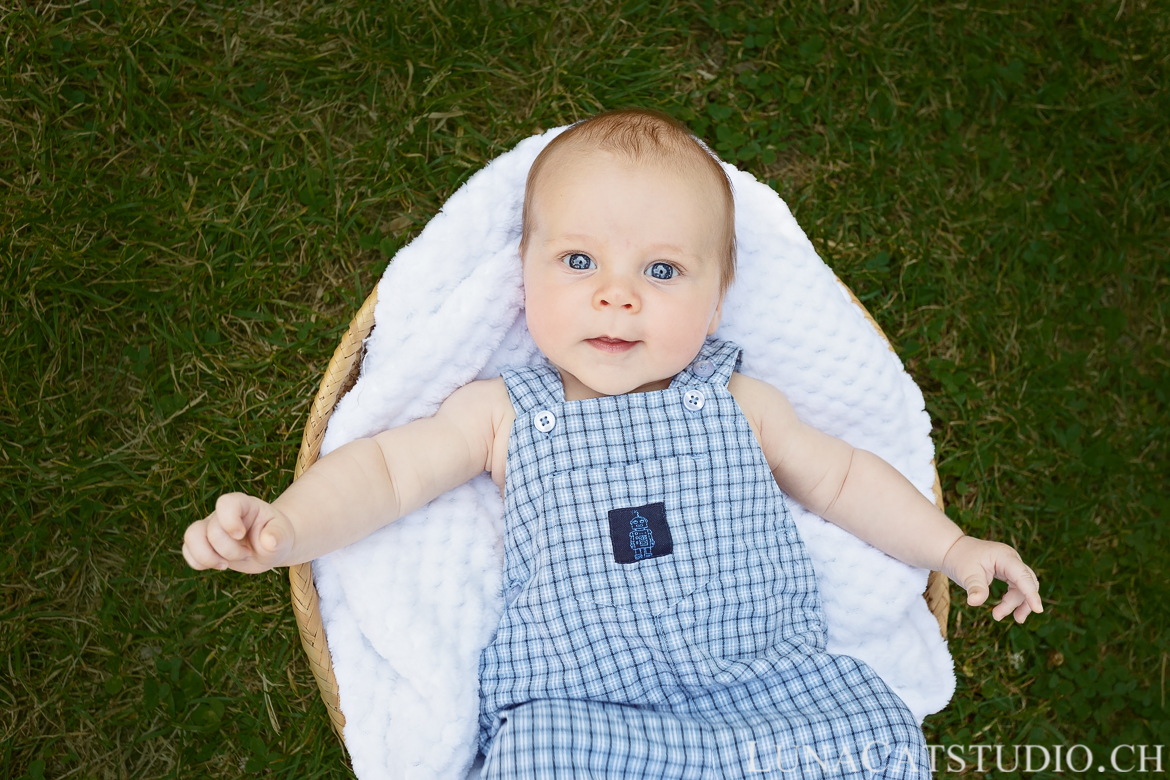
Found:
[541,456,716,617]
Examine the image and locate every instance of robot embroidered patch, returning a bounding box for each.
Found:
[607,502,673,564]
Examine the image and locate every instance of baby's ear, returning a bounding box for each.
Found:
[706,296,724,335]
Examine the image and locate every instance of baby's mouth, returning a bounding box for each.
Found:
[587,337,637,354]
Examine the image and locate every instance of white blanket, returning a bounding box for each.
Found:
[312,127,955,780]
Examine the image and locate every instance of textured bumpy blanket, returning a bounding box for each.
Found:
[311,127,956,780]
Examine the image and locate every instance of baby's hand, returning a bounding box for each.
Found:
[941,536,1044,623]
[182,493,295,574]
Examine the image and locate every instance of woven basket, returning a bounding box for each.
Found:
[289,284,952,744]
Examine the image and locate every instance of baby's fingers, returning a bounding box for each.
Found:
[992,587,1028,622]
[1012,597,1036,624]
[214,493,256,542]
[206,516,252,562]
[206,492,267,562]
[959,569,991,608]
[183,521,229,570]
[999,557,1044,616]
[255,516,293,560]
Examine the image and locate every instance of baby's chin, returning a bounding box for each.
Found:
[571,371,674,399]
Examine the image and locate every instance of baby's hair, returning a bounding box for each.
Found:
[520,108,737,294]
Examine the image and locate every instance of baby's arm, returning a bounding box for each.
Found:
[729,374,1043,623]
[182,378,514,573]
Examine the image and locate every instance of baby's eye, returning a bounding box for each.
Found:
[647,262,677,280]
[564,253,595,271]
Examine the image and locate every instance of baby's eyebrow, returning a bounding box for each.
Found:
[549,235,688,253]
[545,233,597,246]
[642,242,688,256]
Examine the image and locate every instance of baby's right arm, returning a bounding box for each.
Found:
[182,378,515,573]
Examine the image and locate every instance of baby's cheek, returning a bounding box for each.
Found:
[662,309,713,355]
[524,298,554,339]
[524,295,573,358]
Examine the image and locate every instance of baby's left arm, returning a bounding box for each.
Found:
[729,374,1043,624]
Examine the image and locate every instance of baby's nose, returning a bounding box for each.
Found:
[594,277,639,310]
[598,296,634,309]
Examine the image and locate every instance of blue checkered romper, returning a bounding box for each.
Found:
[479,338,929,778]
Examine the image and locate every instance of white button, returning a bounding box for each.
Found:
[682,389,705,412]
[506,584,523,603]
[534,410,557,433]
[691,359,715,378]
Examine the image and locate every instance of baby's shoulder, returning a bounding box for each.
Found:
[726,372,790,410]
[438,378,514,491]
[726,373,801,459]
[439,377,515,430]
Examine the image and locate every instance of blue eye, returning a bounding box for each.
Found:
[564,253,595,270]
[647,262,677,280]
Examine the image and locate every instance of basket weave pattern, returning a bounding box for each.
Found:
[289,286,951,746]
[289,290,379,743]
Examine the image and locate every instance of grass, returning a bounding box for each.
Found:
[1,0,1166,777]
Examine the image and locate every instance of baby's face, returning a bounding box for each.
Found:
[522,150,726,400]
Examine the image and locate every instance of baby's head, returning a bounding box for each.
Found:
[521,110,736,292]
[519,109,737,401]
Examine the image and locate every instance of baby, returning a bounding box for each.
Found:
[183,109,1042,779]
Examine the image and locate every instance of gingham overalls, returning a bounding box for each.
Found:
[479,338,929,779]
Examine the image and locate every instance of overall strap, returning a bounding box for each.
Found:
[671,337,743,389]
[501,362,565,415]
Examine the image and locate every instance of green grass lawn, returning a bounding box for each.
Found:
[2,0,1167,777]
